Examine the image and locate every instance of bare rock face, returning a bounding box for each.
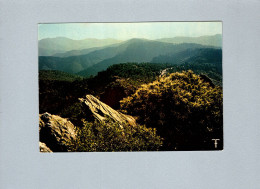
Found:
[39,142,53,153]
[39,112,76,152]
[79,95,136,126]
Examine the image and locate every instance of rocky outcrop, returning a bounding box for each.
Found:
[39,96,136,152]
[79,95,136,126]
[39,142,53,152]
[39,112,76,152]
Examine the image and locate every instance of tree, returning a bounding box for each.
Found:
[120,71,223,150]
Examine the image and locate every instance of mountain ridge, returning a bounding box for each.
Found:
[76,41,212,77]
[39,35,222,77]
[39,38,123,56]
[156,34,222,47]
[39,34,222,56]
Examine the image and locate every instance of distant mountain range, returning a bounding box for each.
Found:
[38,37,122,56]
[156,34,222,47]
[39,34,222,77]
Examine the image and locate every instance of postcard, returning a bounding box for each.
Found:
[38,22,223,152]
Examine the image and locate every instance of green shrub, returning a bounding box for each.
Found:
[120,71,223,150]
[68,119,162,152]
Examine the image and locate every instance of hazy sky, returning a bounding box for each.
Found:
[38,22,222,40]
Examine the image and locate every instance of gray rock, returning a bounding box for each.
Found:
[39,113,76,152]
[39,142,53,153]
[79,95,136,126]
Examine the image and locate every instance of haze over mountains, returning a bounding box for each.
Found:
[39,34,222,77]
[39,37,122,56]
[156,34,222,47]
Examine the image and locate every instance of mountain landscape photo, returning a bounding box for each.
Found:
[38,22,223,152]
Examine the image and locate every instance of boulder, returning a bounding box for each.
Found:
[39,142,53,153]
[39,112,76,152]
[79,95,136,126]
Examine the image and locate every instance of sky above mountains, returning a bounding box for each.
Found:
[38,22,222,40]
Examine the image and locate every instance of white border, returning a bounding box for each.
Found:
[0,1,259,188]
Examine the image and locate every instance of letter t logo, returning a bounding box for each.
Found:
[212,139,220,148]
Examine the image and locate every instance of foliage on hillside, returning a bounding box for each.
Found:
[68,119,162,152]
[39,70,82,82]
[87,63,170,84]
[88,61,222,88]
[39,62,222,116]
[151,48,222,86]
[120,71,223,150]
[106,63,168,82]
[83,63,169,99]
[39,79,89,115]
[167,62,222,86]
